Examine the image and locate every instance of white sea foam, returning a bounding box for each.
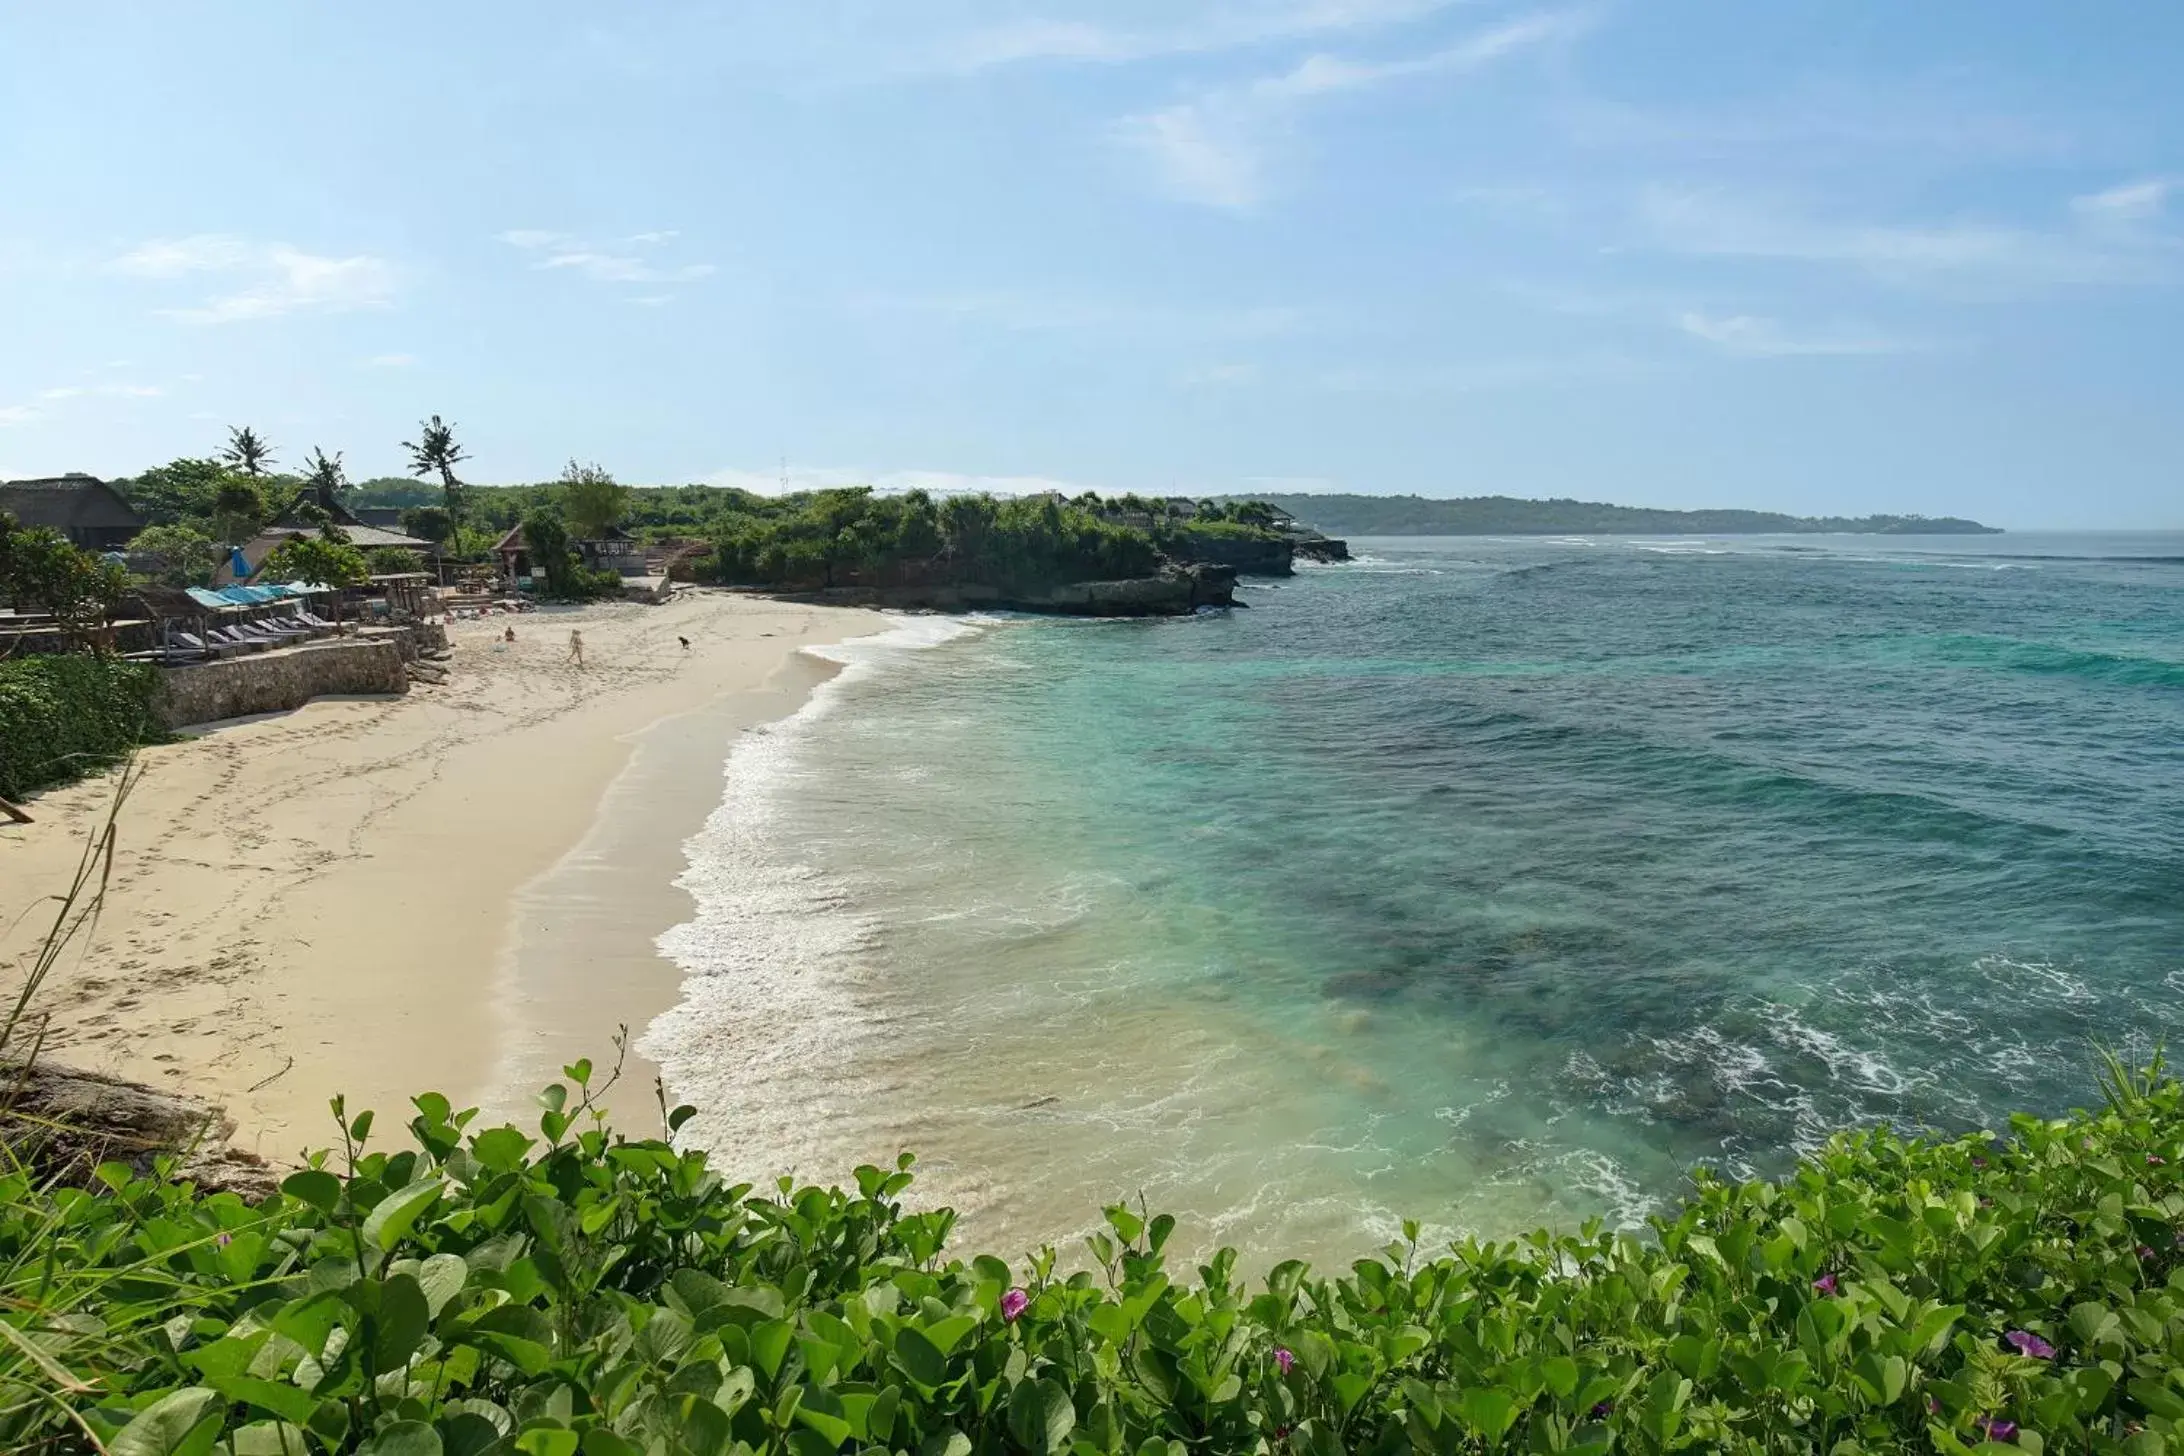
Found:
[639,614,987,1179]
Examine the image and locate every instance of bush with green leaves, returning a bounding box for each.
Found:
[261,536,370,588]
[8,1050,2184,1455]
[0,654,163,798]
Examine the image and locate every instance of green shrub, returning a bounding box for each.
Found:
[262,536,370,588]
[9,1055,2184,1454]
[368,547,427,576]
[0,654,164,798]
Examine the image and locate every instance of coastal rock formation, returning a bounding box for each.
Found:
[1293,536,1352,562]
[783,562,1240,617]
[1,1061,276,1199]
[1163,530,1296,576]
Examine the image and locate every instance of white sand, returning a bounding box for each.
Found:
[0,591,882,1162]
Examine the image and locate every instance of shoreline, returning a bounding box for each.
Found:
[0,591,884,1160]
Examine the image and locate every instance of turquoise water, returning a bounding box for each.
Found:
[649,532,2184,1263]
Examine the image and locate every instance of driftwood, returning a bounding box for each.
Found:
[1,1061,280,1200]
[0,796,29,824]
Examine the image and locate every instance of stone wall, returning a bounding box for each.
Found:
[154,639,407,729]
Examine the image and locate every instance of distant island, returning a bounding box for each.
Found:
[1231,493,2002,537]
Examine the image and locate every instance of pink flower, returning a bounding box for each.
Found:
[1001,1289,1029,1323]
[1274,1347,1295,1376]
[1812,1274,1838,1295]
[2004,1330,2055,1360]
[2149,1154,2167,1166]
[2140,1245,2157,1260]
[1983,1417,2019,1442]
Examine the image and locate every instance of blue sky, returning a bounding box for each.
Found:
[2,2,2178,527]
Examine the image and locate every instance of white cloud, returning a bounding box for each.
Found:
[1121,10,1588,208]
[1635,187,2172,289]
[2071,177,2176,226]
[539,250,716,284]
[846,289,1310,340]
[363,353,417,367]
[942,0,1461,72]
[112,235,257,277]
[499,229,713,288]
[36,382,165,399]
[701,464,1092,498]
[1677,312,1920,358]
[113,234,396,323]
[0,405,38,427]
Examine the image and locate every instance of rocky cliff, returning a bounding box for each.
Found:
[780,562,1239,617]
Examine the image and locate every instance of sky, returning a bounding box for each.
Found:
[1,2,2179,528]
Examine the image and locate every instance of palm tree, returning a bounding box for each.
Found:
[301,447,347,513]
[402,415,471,521]
[219,425,274,477]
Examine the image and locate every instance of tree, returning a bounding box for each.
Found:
[260,534,368,587]
[124,523,220,587]
[211,478,268,545]
[559,460,627,538]
[0,518,129,645]
[301,447,347,511]
[114,457,232,527]
[367,546,424,575]
[399,506,454,545]
[519,510,576,596]
[219,426,275,477]
[402,415,471,521]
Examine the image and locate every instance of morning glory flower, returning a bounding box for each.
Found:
[1001,1289,1029,1323]
[2004,1330,2055,1360]
[1812,1274,1838,1295]
[1274,1347,1295,1376]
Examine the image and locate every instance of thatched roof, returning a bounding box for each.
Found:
[0,475,144,532]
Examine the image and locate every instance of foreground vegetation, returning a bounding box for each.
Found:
[1238,495,2000,537]
[5,1042,2183,1454]
[0,654,162,799]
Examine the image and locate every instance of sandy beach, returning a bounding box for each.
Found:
[0,591,882,1161]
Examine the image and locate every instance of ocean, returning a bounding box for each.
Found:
[643,531,2184,1264]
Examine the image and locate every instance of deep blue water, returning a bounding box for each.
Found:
[657,532,2184,1259]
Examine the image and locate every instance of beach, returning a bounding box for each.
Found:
[0,590,882,1161]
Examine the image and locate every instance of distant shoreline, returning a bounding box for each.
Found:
[1232,492,2001,537]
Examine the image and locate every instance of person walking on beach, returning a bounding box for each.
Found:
[568,629,584,668]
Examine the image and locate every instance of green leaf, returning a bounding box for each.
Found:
[229,1421,309,1456]
[918,1431,972,1456]
[793,1385,854,1447]
[362,1177,448,1252]
[415,1253,468,1316]
[924,1314,979,1356]
[1458,1387,1519,1445]
[2069,1302,2120,1348]
[111,1387,222,1456]
[750,1320,795,1382]
[469,1127,533,1171]
[208,1374,319,1427]
[1008,1377,1077,1456]
[280,1169,342,1214]
[579,1432,645,1456]
[373,1273,431,1371]
[360,1422,444,1456]
[513,1430,577,1456]
[893,1325,949,1387]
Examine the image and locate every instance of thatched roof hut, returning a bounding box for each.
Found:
[0,475,144,551]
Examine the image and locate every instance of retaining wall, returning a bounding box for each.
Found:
[154,639,407,729]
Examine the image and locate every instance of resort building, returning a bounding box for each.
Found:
[0,474,145,551]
